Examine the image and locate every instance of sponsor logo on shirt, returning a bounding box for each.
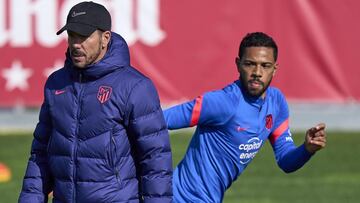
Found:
[238,137,262,164]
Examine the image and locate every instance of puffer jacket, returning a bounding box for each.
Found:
[19,32,173,203]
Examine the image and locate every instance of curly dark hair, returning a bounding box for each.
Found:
[238,32,278,61]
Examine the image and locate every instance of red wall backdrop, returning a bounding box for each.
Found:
[0,0,359,107]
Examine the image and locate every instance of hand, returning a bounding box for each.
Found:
[304,123,327,154]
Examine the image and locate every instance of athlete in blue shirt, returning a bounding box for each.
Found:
[163,32,327,203]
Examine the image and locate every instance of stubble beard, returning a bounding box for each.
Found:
[240,76,272,98]
[71,39,103,69]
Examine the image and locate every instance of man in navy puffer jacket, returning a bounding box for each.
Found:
[19,2,173,202]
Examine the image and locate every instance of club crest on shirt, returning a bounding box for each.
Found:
[265,114,273,130]
[97,86,112,104]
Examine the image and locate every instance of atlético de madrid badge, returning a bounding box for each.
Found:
[97,86,112,104]
[265,114,273,130]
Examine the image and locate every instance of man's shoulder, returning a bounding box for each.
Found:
[267,86,286,98]
[221,81,242,102]
[112,66,153,89]
[112,66,158,99]
[202,82,241,111]
[44,67,69,88]
[267,86,288,109]
[47,66,66,79]
[121,66,151,82]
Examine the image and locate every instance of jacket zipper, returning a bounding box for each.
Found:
[111,133,120,183]
[73,72,84,202]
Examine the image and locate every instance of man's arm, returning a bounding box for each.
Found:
[126,78,172,203]
[271,123,327,173]
[269,94,327,173]
[163,91,236,130]
[163,96,201,130]
[19,88,53,202]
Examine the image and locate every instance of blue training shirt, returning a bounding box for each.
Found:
[163,80,313,203]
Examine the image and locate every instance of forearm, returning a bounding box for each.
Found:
[277,144,313,173]
[140,147,173,203]
[163,102,194,130]
[19,137,52,202]
[135,125,173,202]
[19,102,53,201]
[135,123,172,201]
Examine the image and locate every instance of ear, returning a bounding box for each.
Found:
[273,63,278,76]
[235,57,241,73]
[102,31,111,48]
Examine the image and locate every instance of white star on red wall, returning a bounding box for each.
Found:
[2,60,33,91]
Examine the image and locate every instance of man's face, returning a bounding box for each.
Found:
[236,47,277,98]
[67,30,110,68]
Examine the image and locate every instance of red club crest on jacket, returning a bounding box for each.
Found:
[97,86,112,104]
[265,114,273,130]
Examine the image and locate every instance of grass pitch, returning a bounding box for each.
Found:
[0,131,359,203]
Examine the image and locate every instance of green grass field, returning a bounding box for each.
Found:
[0,130,359,203]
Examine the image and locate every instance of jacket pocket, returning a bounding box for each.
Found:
[47,132,54,154]
[109,129,121,187]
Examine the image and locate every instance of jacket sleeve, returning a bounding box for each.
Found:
[125,78,173,203]
[269,93,313,173]
[19,86,53,202]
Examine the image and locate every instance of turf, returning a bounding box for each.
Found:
[0,131,359,203]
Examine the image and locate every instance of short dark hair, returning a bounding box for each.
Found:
[238,32,278,61]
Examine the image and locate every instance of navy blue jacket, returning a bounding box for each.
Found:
[19,32,173,203]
